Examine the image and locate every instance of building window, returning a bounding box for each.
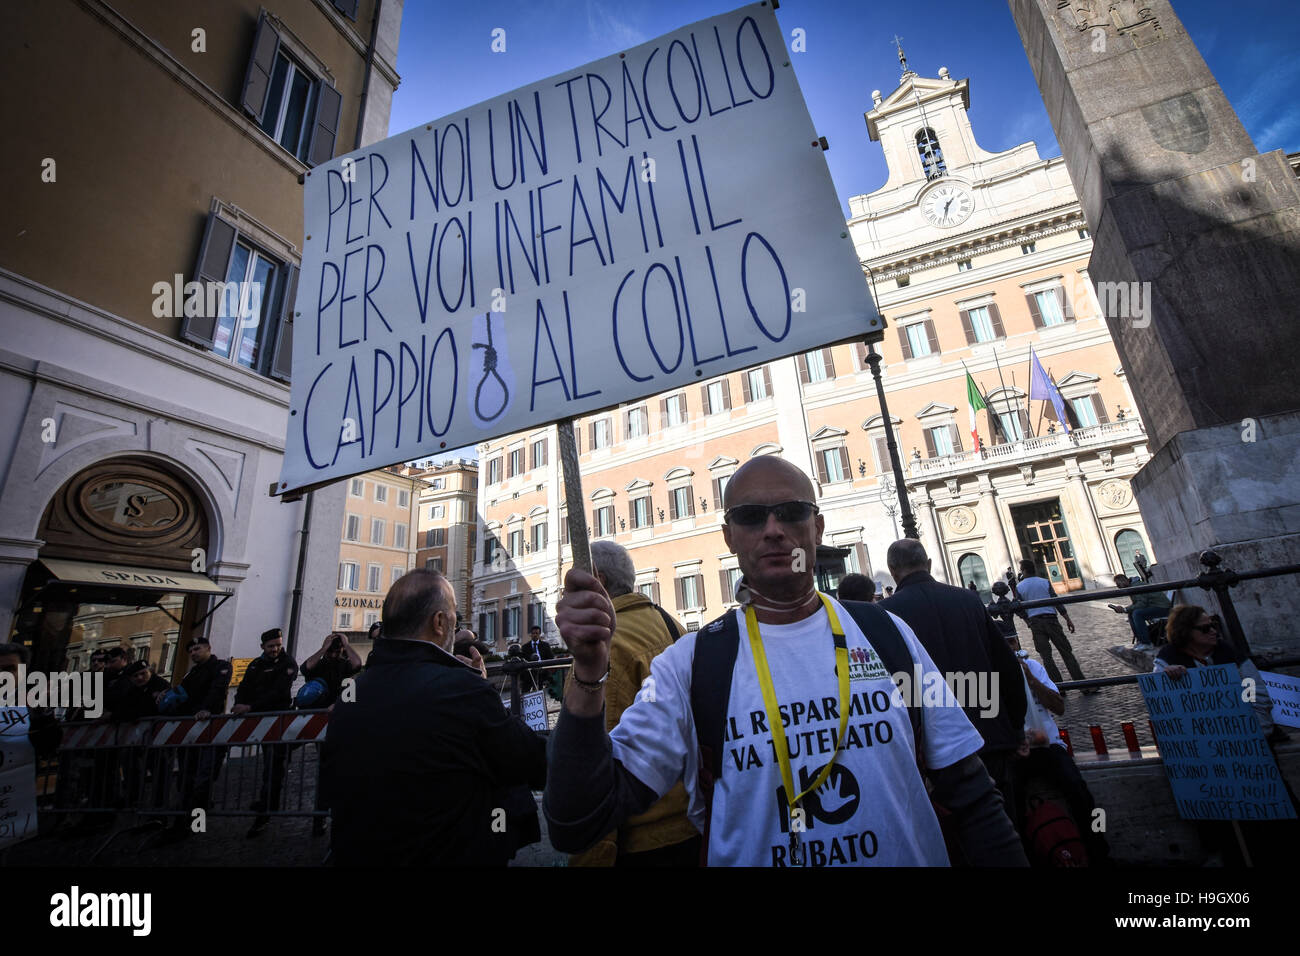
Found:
[799,349,835,384]
[669,486,696,520]
[903,321,934,358]
[630,495,653,529]
[241,13,342,167]
[364,611,379,628]
[374,484,388,503]
[592,505,615,537]
[531,438,548,469]
[367,564,381,592]
[425,528,445,548]
[531,522,548,553]
[483,535,499,566]
[528,601,547,631]
[1070,395,1108,428]
[957,259,972,272]
[1078,228,1090,240]
[370,518,386,545]
[1032,289,1067,327]
[711,474,731,510]
[504,605,522,641]
[180,221,295,378]
[896,275,911,288]
[349,479,364,497]
[338,562,359,591]
[965,305,999,343]
[429,504,445,520]
[719,567,743,604]
[815,446,851,484]
[431,478,444,490]
[870,434,892,474]
[392,566,405,585]
[1021,242,1036,255]
[338,611,352,629]
[344,514,360,541]
[702,379,732,414]
[675,574,705,611]
[925,425,962,458]
[743,366,771,402]
[509,529,524,558]
[661,394,688,427]
[394,524,408,550]
[997,411,1026,442]
[479,609,498,644]
[626,405,649,439]
[487,458,503,484]
[590,418,613,449]
[560,509,569,545]
[425,557,444,572]
[398,489,410,509]
[508,447,525,477]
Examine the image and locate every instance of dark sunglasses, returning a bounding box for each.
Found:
[1192,623,1219,634]
[724,500,819,526]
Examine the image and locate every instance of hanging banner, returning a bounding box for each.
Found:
[277,2,879,493]
[0,707,38,849]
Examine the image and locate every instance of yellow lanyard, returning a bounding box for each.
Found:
[744,593,850,835]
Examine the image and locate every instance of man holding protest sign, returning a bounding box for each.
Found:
[545,456,1026,866]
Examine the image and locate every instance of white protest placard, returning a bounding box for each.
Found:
[277,3,879,493]
[1261,670,1300,729]
[521,690,549,733]
[0,707,38,848]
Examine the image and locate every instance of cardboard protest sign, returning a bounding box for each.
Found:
[0,707,38,848]
[1260,670,1300,729]
[1139,665,1295,821]
[278,3,879,493]
[521,690,549,733]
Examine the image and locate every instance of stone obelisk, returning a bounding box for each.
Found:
[1007,0,1300,652]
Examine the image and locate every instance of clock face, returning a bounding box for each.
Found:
[921,184,974,228]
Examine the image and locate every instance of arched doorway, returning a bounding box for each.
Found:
[957,553,991,602]
[10,457,223,682]
[1114,528,1148,579]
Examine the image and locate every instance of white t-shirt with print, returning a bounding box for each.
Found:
[608,598,984,867]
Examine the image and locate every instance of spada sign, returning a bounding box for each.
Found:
[278,3,879,493]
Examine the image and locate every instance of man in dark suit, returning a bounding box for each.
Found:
[519,624,554,692]
[881,539,1028,831]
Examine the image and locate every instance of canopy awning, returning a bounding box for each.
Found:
[39,559,229,595]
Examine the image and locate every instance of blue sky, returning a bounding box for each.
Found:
[387,0,1299,216]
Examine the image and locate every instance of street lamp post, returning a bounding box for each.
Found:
[862,263,919,540]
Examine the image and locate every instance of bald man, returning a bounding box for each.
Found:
[321,569,545,865]
[545,455,1026,867]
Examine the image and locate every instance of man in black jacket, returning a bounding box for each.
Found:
[233,628,298,837]
[321,569,547,865]
[881,539,1028,839]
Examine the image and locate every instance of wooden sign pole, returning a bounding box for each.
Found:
[556,418,591,574]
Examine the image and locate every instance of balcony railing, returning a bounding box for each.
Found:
[907,417,1146,480]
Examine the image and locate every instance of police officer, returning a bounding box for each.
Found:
[162,636,234,838]
[233,627,298,837]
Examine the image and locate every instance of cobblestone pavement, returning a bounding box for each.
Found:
[1009,601,1155,754]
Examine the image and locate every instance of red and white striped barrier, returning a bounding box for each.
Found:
[60,712,330,749]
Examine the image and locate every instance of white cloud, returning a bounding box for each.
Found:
[585,0,647,49]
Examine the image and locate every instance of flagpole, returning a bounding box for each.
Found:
[962,360,1004,445]
[1011,369,1034,437]
[989,347,1014,439]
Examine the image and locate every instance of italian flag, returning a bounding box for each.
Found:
[966,371,987,449]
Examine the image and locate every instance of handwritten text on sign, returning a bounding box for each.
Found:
[0,707,37,849]
[279,4,879,492]
[1138,665,1295,821]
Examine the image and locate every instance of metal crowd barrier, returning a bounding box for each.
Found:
[47,710,330,822]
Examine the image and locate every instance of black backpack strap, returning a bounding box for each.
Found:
[838,600,925,772]
[652,603,681,643]
[689,611,740,866]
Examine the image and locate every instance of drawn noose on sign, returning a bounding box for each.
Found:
[472,313,510,422]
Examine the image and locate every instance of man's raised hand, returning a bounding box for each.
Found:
[557,568,615,679]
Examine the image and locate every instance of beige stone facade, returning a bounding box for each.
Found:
[335,467,421,654]
[473,63,1156,637]
[413,459,478,617]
